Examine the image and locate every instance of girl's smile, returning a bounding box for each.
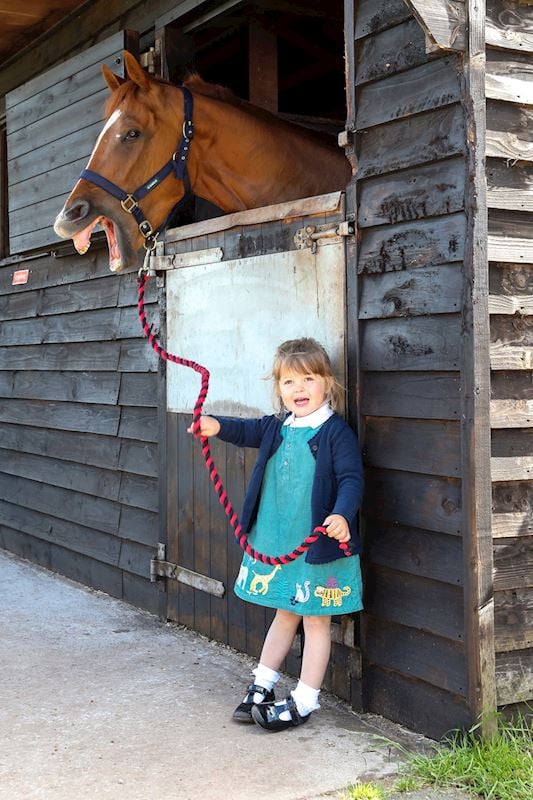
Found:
[278,369,328,417]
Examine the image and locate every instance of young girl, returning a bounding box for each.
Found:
[188,337,363,732]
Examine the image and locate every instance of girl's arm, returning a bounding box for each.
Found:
[323,513,351,543]
[330,426,364,526]
[188,415,268,449]
[186,416,220,438]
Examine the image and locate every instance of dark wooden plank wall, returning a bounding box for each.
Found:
[5,31,140,255]
[0,0,201,609]
[485,3,533,711]
[354,0,471,739]
[163,204,360,700]
[0,249,162,613]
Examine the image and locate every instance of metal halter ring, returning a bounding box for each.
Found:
[121,195,139,214]
[142,231,159,253]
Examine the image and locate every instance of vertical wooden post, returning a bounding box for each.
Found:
[154,27,194,83]
[461,0,497,736]
[0,104,8,260]
[248,19,278,112]
[157,265,169,623]
[343,0,362,710]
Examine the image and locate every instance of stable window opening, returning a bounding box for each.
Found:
[155,0,347,224]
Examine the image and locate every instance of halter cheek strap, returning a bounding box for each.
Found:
[79,86,194,252]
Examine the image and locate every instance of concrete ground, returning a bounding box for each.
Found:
[0,550,475,800]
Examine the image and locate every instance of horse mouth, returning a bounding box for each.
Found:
[72,216,124,272]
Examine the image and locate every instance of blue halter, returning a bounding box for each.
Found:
[79,86,194,252]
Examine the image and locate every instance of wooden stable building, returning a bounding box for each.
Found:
[0,1,531,739]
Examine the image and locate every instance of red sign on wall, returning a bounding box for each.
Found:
[12,269,29,285]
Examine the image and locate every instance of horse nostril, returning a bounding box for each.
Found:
[65,199,90,223]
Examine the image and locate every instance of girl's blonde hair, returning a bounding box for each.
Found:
[270,337,344,415]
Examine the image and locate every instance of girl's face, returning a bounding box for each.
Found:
[278,367,328,417]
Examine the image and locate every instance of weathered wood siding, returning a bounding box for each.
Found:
[0,250,162,613]
[355,0,471,739]
[0,0,199,610]
[5,31,137,255]
[485,1,533,711]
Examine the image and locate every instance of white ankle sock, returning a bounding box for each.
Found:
[290,680,321,717]
[249,664,280,703]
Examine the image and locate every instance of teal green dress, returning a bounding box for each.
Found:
[233,423,363,615]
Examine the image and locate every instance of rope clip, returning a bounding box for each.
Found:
[139,246,156,279]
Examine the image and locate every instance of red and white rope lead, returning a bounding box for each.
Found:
[137,272,350,566]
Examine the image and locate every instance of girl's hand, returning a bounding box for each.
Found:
[187,415,221,438]
[323,514,351,543]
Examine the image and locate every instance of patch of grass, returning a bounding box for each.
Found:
[393,776,419,793]
[394,713,532,800]
[343,782,386,800]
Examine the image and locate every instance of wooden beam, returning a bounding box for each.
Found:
[248,18,278,112]
[491,399,533,427]
[488,292,533,313]
[488,210,533,262]
[486,49,533,104]
[491,456,533,481]
[461,0,497,734]
[487,159,533,213]
[404,1,466,52]
[355,0,411,40]
[0,123,7,259]
[154,26,194,82]
[492,512,533,539]
[487,0,533,53]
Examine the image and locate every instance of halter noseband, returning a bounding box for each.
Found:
[79,85,194,253]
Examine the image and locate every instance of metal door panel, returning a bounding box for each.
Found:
[166,243,346,417]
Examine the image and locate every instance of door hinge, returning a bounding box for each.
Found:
[151,544,225,597]
[294,220,356,253]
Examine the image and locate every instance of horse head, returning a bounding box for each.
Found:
[54,51,351,272]
[54,51,189,272]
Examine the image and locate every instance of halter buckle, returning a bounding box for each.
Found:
[139,219,154,238]
[121,195,139,214]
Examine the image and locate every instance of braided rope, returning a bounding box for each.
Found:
[137,272,350,566]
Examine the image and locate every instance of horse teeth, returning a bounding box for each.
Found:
[77,244,90,254]
[110,259,122,272]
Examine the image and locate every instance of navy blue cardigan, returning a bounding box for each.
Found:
[215,413,364,564]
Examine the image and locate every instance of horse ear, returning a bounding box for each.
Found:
[102,63,125,92]
[122,50,152,91]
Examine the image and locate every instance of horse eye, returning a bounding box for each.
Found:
[124,129,140,141]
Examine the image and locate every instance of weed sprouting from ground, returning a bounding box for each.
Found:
[344,782,386,800]
[394,713,532,800]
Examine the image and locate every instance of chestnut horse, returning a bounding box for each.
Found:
[54,51,351,272]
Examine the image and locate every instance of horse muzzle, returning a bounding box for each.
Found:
[53,199,91,239]
[54,199,140,272]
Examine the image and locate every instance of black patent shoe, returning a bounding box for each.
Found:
[251,695,311,732]
[232,683,276,723]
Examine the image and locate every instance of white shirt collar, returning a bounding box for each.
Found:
[283,403,334,429]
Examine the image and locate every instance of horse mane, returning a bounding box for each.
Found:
[104,71,240,118]
[182,72,239,104]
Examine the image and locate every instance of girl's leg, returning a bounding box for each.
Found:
[233,609,302,721]
[258,608,302,671]
[288,615,331,718]
[251,614,332,728]
[300,614,332,688]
